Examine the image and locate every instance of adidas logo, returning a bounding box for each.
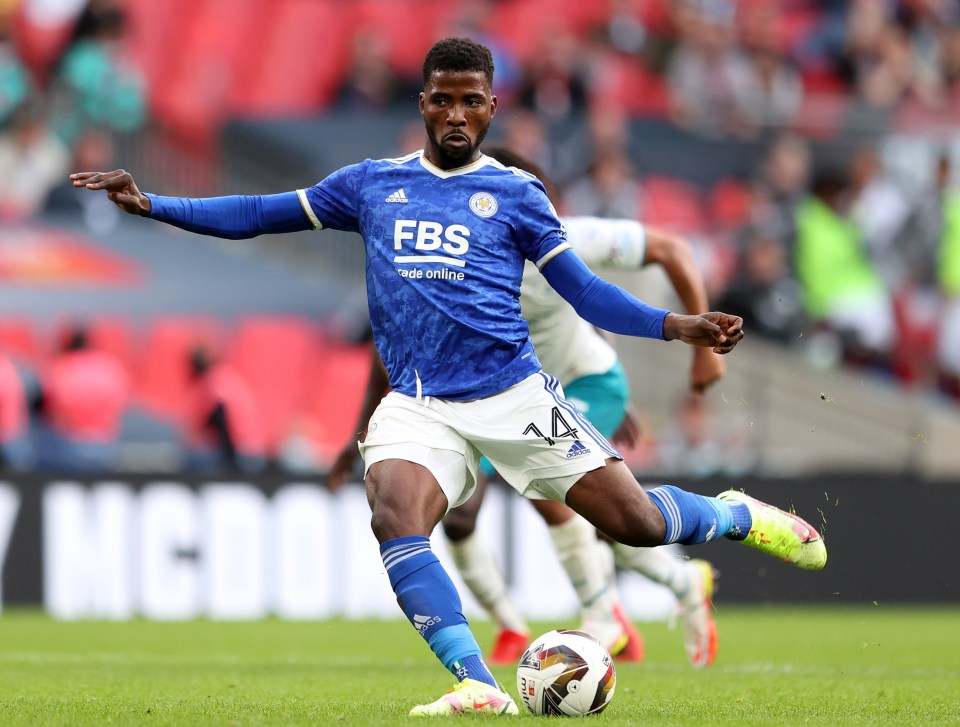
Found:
[704,521,718,542]
[385,188,409,203]
[565,440,590,459]
[413,613,441,633]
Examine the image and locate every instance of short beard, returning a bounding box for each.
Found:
[426,125,488,168]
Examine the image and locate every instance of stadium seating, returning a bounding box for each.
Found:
[0,318,41,366]
[225,315,321,454]
[299,341,372,465]
[707,178,752,230]
[640,175,706,233]
[228,0,359,117]
[135,316,226,420]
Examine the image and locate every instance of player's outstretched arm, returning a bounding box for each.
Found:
[541,248,744,354]
[71,169,312,240]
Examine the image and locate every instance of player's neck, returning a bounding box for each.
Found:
[423,147,482,172]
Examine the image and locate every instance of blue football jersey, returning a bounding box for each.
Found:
[299,151,570,400]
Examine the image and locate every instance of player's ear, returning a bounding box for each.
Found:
[489,94,497,118]
[418,91,425,115]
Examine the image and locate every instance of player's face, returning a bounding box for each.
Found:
[420,70,497,169]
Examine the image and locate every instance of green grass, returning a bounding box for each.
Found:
[0,607,958,725]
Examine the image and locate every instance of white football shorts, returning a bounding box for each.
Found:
[358,371,622,511]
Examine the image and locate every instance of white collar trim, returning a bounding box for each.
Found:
[418,151,491,178]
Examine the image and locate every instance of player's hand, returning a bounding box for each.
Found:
[690,346,726,393]
[611,403,643,448]
[663,312,743,354]
[70,169,151,216]
[326,443,359,493]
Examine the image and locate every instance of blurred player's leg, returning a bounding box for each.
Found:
[446,531,530,664]
[611,543,717,667]
[531,500,631,657]
[590,541,645,663]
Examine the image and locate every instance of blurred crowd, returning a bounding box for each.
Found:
[0,323,265,475]
[2,0,960,476]
[1,0,145,221]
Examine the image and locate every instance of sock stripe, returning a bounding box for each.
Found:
[649,488,681,544]
[381,541,431,571]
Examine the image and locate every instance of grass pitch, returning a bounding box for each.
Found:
[0,606,958,725]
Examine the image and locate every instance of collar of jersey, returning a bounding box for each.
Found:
[418,151,491,178]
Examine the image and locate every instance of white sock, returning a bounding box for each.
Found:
[611,542,692,598]
[548,515,617,622]
[447,532,528,633]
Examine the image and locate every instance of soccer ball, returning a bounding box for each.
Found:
[515,629,616,716]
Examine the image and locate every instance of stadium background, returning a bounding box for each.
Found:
[1,0,959,618]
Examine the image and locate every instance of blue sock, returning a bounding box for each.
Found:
[647,485,735,545]
[725,502,752,541]
[380,536,497,687]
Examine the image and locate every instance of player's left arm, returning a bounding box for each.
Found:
[643,226,726,392]
[518,182,742,353]
[540,248,743,354]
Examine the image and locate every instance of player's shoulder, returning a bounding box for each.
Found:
[373,150,423,166]
[362,150,423,171]
[482,155,543,188]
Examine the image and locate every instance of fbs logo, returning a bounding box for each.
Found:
[393,219,470,257]
[566,440,590,459]
[413,613,442,634]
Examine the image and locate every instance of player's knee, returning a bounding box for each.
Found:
[601,511,666,548]
[442,508,476,542]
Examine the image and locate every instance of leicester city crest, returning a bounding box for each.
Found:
[469,192,498,218]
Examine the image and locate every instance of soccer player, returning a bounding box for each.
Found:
[328,145,724,669]
[73,37,827,717]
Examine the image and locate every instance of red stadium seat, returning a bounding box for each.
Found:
[224,316,323,454]
[891,290,938,385]
[707,178,752,230]
[491,0,578,64]
[299,342,372,464]
[149,0,274,141]
[135,316,225,420]
[592,55,670,117]
[0,318,41,366]
[230,0,359,116]
[640,176,707,234]
[52,317,138,378]
[124,0,197,103]
[355,0,458,78]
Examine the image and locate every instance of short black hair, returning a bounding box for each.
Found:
[422,37,494,87]
[483,146,560,204]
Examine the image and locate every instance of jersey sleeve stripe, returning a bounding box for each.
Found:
[534,243,571,270]
[296,189,324,230]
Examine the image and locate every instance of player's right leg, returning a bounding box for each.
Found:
[361,394,517,717]
[565,461,827,569]
[473,372,826,569]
